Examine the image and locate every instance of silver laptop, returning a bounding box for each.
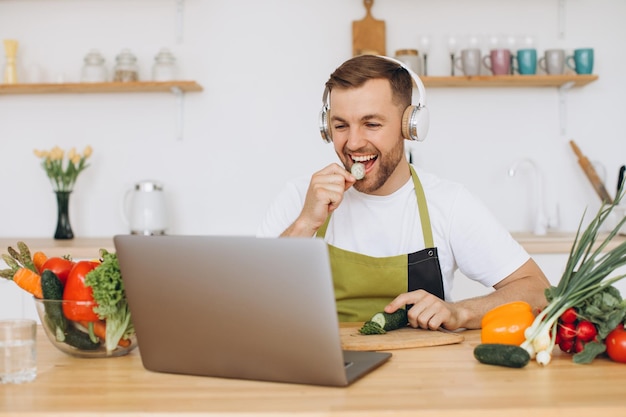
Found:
[114,234,391,387]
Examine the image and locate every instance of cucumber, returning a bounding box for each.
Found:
[473,343,530,368]
[40,270,67,338]
[40,269,100,350]
[64,327,101,351]
[359,309,408,335]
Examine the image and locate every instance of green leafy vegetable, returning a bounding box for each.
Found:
[522,187,626,366]
[84,249,134,354]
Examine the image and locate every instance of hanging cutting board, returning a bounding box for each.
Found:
[340,323,464,351]
[352,0,386,56]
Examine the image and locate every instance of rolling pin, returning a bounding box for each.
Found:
[569,140,613,204]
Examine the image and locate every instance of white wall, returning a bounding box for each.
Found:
[1,0,625,239]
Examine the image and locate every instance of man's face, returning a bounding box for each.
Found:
[329,78,407,195]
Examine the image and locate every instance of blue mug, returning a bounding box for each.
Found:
[514,48,537,75]
[567,48,594,75]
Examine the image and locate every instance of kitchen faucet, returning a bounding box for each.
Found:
[508,158,549,236]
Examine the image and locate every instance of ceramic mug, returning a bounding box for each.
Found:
[538,49,566,74]
[513,48,537,75]
[455,48,482,76]
[566,48,594,74]
[482,49,511,75]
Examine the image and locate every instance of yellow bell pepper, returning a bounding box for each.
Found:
[481,301,535,346]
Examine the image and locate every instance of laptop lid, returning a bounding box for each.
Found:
[114,234,391,387]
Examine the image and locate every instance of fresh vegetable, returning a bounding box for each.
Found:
[63,327,101,351]
[359,309,408,335]
[606,325,626,363]
[84,250,134,353]
[0,241,43,298]
[33,251,48,273]
[12,268,43,298]
[473,343,531,368]
[481,301,535,346]
[40,269,102,350]
[62,260,100,322]
[40,270,67,339]
[521,189,626,366]
[560,307,578,324]
[41,256,75,286]
[80,320,131,348]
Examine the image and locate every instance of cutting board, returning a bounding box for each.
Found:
[340,323,464,351]
[352,0,386,56]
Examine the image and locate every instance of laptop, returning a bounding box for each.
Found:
[114,234,391,387]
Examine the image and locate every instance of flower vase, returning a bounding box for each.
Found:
[54,191,74,240]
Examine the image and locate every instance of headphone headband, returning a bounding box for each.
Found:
[319,55,429,143]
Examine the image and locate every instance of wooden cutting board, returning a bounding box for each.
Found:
[352,0,386,56]
[340,323,464,351]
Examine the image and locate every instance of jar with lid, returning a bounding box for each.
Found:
[394,49,423,76]
[152,48,177,81]
[113,48,139,82]
[81,49,108,83]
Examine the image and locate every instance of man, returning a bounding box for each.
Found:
[257,55,549,330]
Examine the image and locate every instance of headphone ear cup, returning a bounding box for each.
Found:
[319,106,332,143]
[401,105,429,142]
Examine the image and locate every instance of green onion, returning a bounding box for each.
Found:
[522,188,626,365]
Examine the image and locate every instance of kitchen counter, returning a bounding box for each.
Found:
[3,326,626,416]
[1,233,624,258]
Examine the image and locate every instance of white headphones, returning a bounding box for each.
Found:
[319,55,430,143]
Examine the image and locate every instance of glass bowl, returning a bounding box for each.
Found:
[34,298,137,358]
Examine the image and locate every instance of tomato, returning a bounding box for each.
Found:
[62,260,100,322]
[606,325,626,363]
[41,257,75,285]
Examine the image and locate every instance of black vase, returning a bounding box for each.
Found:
[54,191,74,240]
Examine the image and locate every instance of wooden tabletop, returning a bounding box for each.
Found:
[2,326,626,416]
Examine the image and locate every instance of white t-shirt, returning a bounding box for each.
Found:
[257,165,530,300]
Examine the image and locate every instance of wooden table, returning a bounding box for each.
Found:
[2,327,626,416]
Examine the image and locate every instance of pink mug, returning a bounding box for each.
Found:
[482,49,512,75]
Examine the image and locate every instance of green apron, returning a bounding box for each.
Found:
[316,165,445,322]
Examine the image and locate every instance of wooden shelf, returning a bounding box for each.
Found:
[422,74,598,88]
[0,80,203,95]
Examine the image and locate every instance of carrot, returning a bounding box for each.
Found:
[33,251,48,273]
[13,267,43,298]
[79,320,131,348]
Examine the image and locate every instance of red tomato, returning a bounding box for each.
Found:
[41,257,75,285]
[62,261,100,322]
[606,325,626,363]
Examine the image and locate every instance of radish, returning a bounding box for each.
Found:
[576,320,597,342]
[560,307,578,324]
[558,322,577,341]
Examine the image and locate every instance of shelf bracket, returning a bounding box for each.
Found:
[171,86,185,141]
[176,0,184,44]
[558,81,574,136]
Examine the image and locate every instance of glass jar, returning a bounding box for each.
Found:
[80,49,108,83]
[113,48,139,82]
[152,48,177,81]
[394,49,423,76]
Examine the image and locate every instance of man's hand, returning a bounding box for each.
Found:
[385,290,466,331]
[282,163,356,237]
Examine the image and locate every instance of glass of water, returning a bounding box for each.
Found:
[0,319,37,384]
